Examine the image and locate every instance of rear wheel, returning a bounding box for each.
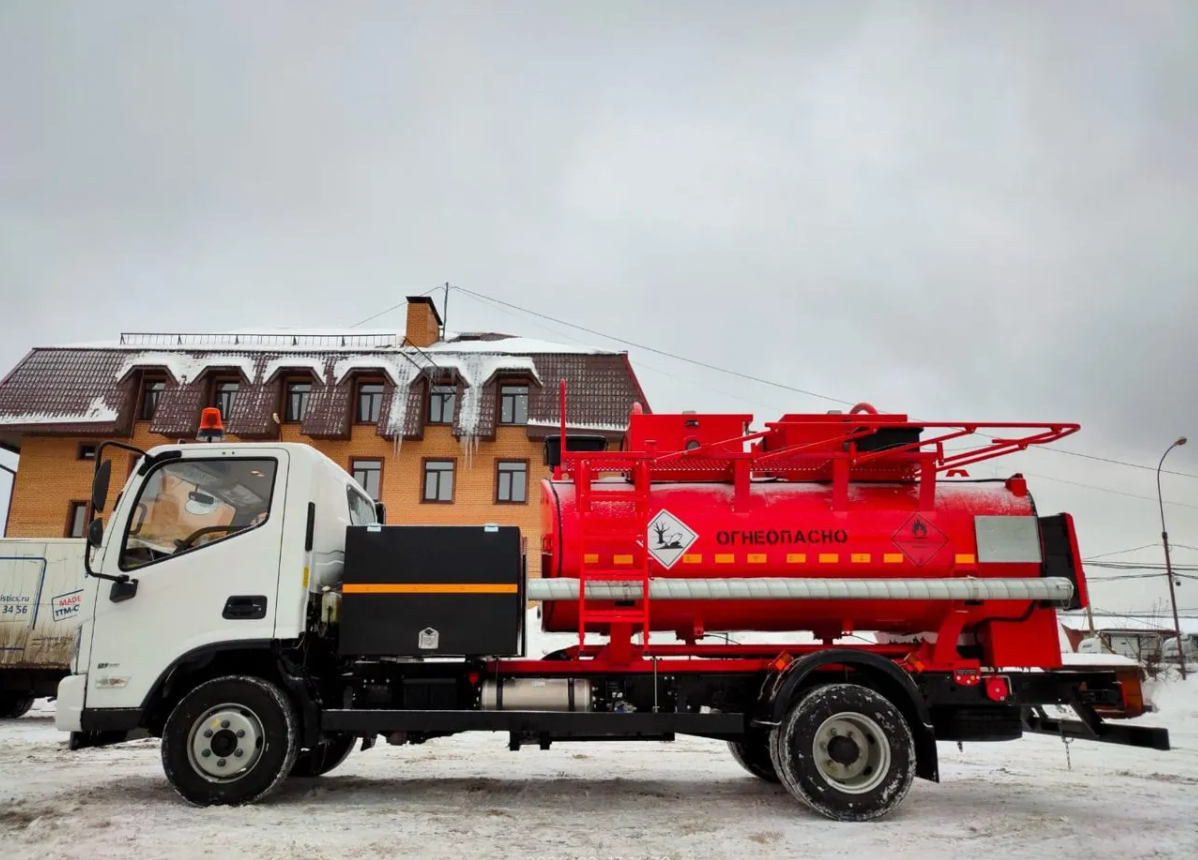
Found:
[290,733,357,777]
[728,729,780,783]
[0,694,34,719]
[769,683,916,821]
[161,675,299,806]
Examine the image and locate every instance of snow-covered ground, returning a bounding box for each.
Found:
[2,681,1197,860]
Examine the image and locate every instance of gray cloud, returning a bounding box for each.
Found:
[2,0,1196,613]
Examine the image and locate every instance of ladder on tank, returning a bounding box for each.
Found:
[572,453,653,650]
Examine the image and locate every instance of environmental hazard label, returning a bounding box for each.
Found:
[647,509,698,570]
[892,513,948,567]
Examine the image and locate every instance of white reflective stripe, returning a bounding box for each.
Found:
[527,576,1075,603]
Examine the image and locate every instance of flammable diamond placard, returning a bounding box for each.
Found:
[647,509,698,569]
[892,513,949,567]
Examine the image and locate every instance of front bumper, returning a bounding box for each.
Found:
[54,674,86,733]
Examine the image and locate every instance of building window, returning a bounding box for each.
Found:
[66,501,88,538]
[285,381,311,423]
[77,444,97,461]
[499,384,529,425]
[141,379,165,420]
[496,460,528,503]
[213,380,239,418]
[422,459,455,503]
[357,382,384,423]
[428,384,456,425]
[351,458,383,501]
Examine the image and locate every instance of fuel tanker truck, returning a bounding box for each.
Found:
[53,388,1170,821]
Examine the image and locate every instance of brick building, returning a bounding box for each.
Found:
[0,297,650,577]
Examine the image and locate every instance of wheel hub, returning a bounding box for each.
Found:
[188,704,265,782]
[812,712,891,795]
[827,735,859,766]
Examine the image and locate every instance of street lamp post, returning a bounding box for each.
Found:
[1157,437,1188,680]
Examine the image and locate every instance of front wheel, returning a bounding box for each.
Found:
[161,675,299,806]
[769,683,916,822]
[290,733,357,777]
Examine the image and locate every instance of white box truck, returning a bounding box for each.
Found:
[0,538,87,717]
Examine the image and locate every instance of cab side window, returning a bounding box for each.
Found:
[120,458,279,570]
[347,486,378,526]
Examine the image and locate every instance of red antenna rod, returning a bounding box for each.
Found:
[556,378,567,480]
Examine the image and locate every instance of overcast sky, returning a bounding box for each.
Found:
[2,1,1196,616]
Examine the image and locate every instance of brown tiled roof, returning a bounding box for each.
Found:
[0,335,650,449]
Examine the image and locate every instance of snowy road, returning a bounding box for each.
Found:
[2,685,1197,860]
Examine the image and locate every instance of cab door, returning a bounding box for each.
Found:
[84,449,289,711]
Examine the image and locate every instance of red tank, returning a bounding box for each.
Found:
[538,395,1088,669]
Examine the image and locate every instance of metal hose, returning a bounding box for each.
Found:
[526,576,1075,604]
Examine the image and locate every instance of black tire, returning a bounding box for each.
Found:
[728,729,780,783]
[769,683,916,822]
[290,733,356,777]
[161,675,299,806]
[0,694,35,719]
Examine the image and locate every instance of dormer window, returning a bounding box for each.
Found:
[213,380,239,418]
[141,378,165,420]
[499,384,529,425]
[356,381,384,423]
[285,381,311,423]
[428,384,456,425]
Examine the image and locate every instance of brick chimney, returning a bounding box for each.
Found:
[404,296,443,348]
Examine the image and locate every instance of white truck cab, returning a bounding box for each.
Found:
[57,436,380,749]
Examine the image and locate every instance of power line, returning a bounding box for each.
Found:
[446,285,1198,481]
[347,286,1198,492]
[1018,471,1198,510]
[349,285,441,329]
[1083,544,1160,561]
[450,284,854,408]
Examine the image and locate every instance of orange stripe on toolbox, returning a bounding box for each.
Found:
[683,554,703,564]
[955,553,977,565]
[584,554,599,564]
[747,553,767,564]
[343,583,519,594]
[851,553,870,563]
[787,553,807,564]
[614,554,634,565]
[715,554,735,564]
[883,553,904,564]
[819,553,839,564]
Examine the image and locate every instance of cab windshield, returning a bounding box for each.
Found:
[120,458,279,570]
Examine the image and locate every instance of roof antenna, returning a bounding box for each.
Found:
[442,281,451,340]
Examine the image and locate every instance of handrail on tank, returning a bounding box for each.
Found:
[554,378,1080,482]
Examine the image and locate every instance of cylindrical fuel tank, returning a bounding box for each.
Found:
[539,477,1045,636]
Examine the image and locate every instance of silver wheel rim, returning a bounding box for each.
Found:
[187,703,265,782]
[811,711,890,794]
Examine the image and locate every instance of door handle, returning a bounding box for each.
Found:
[223,595,268,620]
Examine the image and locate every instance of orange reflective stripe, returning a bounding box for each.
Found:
[342,583,518,594]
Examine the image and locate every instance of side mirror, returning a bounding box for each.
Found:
[87,517,105,548]
[91,459,112,513]
[374,501,387,524]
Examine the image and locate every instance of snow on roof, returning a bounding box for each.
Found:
[1059,612,1198,636]
[52,331,614,355]
[0,396,117,425]
[116,352,260,384]
[427,336,615,355]
[261,355,327,382]
[527,419,629,433]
